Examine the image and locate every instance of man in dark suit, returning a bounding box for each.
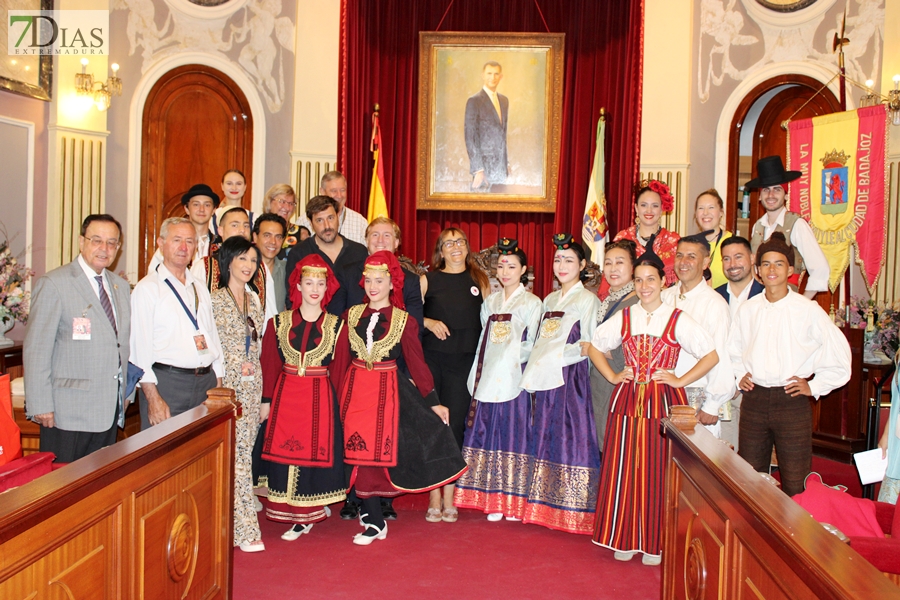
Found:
[24,214,131,463]
[465,61,509,190]
[714,235,763,452]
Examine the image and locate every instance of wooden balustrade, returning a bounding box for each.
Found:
[0,392,238,599]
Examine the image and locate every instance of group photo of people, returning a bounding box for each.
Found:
[22,156,879,571]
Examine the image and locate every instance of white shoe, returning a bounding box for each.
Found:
[238,540,266,553]
[253,496,263,512]
[613,551,636,561]
[281,523,313,541]
[352,522,388,546]
[486,513,503,522]
[642,553,661,566]
[505,515,521,521]
[324,506,332,517]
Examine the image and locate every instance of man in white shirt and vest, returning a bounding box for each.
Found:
[745,155,829,299]
[131,217,224,430]
[727,233,850,496]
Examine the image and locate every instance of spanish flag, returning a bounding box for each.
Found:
[367,110,389,222]
[582,112,609,264]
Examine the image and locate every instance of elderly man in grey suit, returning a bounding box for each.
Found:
[465,61,509,190]
[24,214,131,463]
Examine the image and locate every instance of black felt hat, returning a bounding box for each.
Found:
[181,183,221,208]
[744,156,802,189]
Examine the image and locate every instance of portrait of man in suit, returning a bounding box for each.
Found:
[24,214,131,463]
[465,61,509,190]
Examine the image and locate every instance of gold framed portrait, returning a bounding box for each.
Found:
[416,31,564,213]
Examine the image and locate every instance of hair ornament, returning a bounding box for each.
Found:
[498,238,519,255]
[552,233,574,250]
[637,179,675,213]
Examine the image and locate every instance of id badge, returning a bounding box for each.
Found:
[193,333,210,355]
[72,317,91,340]
[240,361,256,382]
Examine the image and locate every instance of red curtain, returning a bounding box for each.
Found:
[339,0,643,296]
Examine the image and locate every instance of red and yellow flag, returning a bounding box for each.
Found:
[367,111,389,222]
[787,105,887,293]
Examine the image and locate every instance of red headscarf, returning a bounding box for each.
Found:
[359,250,406,310]
[289,254,339,310]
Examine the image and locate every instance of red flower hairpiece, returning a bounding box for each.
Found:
[638,179,675,213]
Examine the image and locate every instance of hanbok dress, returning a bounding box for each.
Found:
[453,284,543,519]
[519,281,601,534]
[334,304,467,497]
[257,310,347,525]
[590,303,714,556]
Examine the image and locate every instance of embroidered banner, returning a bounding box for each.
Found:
[787,105,888,293]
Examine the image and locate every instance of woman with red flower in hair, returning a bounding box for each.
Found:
[257,254,347,542]
[332,250,467,545]
[609,180,680,289]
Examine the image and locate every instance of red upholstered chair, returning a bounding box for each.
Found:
[0,452,56,493]
[848,501,900,585]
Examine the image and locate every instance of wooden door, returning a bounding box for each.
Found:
[139,65,253,276]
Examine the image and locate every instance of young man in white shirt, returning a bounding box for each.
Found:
[661,235,735,437]
[745,155,829,299]
[727,233,850,496]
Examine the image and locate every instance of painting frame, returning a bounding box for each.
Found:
[417,31,564,213]
[0,0,53,101]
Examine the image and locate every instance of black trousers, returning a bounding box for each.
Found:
[39,401,120,464]
[425,351,476,449]
[738,385,812,497]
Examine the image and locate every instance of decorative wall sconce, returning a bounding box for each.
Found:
[75,59,122,111]
[859,75,900,127]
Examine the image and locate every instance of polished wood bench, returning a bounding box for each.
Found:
[662,420,900,599]
[0,393,238,598]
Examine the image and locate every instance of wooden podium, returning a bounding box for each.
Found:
[0,395,238,599]
[662,420,900,599]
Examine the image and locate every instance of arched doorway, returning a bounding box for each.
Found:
[725,74,842,308]
[138,64,254,276]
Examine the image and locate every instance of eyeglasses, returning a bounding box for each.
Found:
[273,198,297,207]
[442,239,467,249]
[86,237,121,249]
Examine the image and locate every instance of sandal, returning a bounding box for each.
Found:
[425,507,443,523]
[441,506,458,523]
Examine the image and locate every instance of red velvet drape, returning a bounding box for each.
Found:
[339,0,643,296]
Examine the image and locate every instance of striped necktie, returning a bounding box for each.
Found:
[95,275,117,336]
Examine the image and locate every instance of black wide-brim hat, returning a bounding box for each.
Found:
[744,155,802,189]
[181,183,221,207]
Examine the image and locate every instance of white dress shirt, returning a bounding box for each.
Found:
[592,303,715,366]
[724,281,754,320]
[661,280,735,418]
[262,262,277,335]
[294,205,368,246]
[130,263,224,384]
[466,284,543,403]
[755,207,830,292]
[727,290,851,399]
[77,255,118,323]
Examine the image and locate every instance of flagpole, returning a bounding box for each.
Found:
[833,11,850,305]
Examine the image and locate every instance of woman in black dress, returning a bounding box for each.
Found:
[419,228,489,522]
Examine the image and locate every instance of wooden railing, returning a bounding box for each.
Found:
[662,421,900,599]
[0,397,238,599]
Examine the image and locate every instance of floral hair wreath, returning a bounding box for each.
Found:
[636,179,675,213]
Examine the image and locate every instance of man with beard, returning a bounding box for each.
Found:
[283,195,367,309]
[714,236,763,450]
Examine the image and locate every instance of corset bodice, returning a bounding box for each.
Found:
[620,306,682,384]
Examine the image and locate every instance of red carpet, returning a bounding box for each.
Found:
[234,494,661,599]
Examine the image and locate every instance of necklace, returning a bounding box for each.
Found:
[637,224,661,246]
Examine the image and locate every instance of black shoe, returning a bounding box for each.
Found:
[381,498,397,521]
[340,500,360,520]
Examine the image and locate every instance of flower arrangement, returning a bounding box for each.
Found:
[833,296,900,359]
[0,234,32,327]
[636,179,675,212]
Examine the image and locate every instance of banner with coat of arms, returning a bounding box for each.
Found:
[787,105,888,293]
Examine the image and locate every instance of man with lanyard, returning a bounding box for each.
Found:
[283,195,368,309]
[728,233,850,496]
[660,233,735,437]
[131,217,224,430]
[746,155,829,299]
[294,172,368,245]
[714,236,764,450]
